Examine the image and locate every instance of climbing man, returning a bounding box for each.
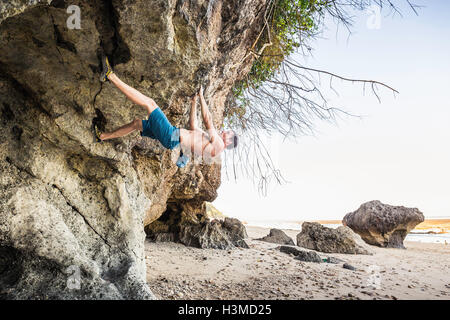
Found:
[95,56,238,167]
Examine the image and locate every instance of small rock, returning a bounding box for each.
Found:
[343,263,356,271]
[326,256,345,264]
[278,246,322,263]
[257,228,295,245]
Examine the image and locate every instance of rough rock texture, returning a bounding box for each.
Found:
[146,202,248,249]
[343,200,425,248]
[257,228,295,245]
[278,246,322,263]
[296,222,373,255]
[0,0,53,24]
[0,0,266,299]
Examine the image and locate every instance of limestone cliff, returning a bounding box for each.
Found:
[0,0,266,299]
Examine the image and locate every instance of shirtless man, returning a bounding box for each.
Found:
[96,56,238,167]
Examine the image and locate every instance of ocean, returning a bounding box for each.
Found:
[244,219,450,244]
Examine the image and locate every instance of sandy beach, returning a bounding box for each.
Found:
[145,225,450,300]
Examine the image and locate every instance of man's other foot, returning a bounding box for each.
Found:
[94,124,103,143]
[100,55,113,82]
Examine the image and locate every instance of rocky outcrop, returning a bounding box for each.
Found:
[146,202,248,249]
[0,0,266,299]
[296,222,373,255]
[257,229,295,245]
[179,218,249,249]
[343,200,425,248]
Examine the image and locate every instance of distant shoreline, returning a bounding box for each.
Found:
[241,218,450,243]
[312,219,450,234]
[313,218,450,224]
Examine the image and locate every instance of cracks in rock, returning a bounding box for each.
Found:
[46,5,77,57]
[0,64,51,118]
[92,107,107,133]
[92,82,103,109]
[51,181,141,276]
[49,183,113,249]
[53,21,77,54]
[7,153,137,262]
[5,155,112,250]
[5,157,36,179]
[46,8,64,64]
[95,0,131,67]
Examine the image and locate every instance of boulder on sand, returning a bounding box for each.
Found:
[296,222,373,255]
[278,246,322,263]
[343,200,425,248]
[257,229,295,245]
[147,213,249,250]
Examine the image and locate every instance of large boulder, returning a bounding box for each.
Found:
[145,202,248,249]
[296,222,373,255]
[257,229,295,245]
[179,218,249,249]
[0,0,266,299]
[343,200,425,248]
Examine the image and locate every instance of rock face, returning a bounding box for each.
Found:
[296,222,373,255]
[146,202,248,249]
[257,229,295,245]
[0,0,53,24]
[0,0,266,299]
[343,200,425,248]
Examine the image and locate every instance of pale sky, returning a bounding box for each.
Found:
[214,0,450,221]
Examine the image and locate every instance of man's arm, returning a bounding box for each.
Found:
[198,86,215,133]
[198,86,224,158]
[189,93,198,130]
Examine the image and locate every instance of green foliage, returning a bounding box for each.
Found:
[227,0,329,126]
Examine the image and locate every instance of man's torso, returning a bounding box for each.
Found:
[179,128,224,159]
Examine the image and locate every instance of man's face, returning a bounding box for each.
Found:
[222,130,235,149]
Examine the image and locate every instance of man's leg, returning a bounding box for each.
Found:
[107,73,158,115]
[100,118,143,141]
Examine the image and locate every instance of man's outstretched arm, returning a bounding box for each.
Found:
[198,86,215,133]
[189,93,199,130]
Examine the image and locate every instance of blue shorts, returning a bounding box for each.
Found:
[141,108,180,150]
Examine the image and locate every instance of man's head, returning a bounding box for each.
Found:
[221,130,238,150]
